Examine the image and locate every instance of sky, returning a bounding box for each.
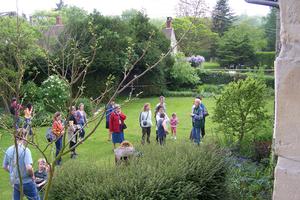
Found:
[0,0,270,18]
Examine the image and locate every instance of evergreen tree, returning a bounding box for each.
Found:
[211,0,235,36]
[55,0,66,11]
[263,7,277,51]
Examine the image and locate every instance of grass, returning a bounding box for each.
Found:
[203,62,220,69]
[0,96,274,199]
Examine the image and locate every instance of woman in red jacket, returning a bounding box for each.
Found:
[52,112,64,165]
[109,104,126,149]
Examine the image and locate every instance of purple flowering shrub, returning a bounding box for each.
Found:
[187,55,205,67]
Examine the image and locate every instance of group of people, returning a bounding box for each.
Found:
[3,95,208,199]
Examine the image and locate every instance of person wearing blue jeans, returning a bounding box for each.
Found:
[191,98,204,145]
[55,136,63,165]
[3,129,40,200]
[76,103,87,142]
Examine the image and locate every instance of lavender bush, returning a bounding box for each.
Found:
[187,55,205,67]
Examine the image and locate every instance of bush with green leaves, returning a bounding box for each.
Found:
[170,52,200,88]
[255,51,275,69]
[213,77,269,151]
[49,142,230,200]
[41,75,70,112]
[21,81,42,104]
[196,84,224,96]
[227,158,273,200]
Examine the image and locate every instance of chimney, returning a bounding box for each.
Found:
[56,15,62,25]
[166,17,172,29]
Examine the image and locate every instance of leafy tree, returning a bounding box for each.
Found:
[211,0,235,36]
[263,8,277,51]
[213,77,268,150]
[217,26,256,68]
[234,17,267,51]
[170,52,199,87]
[0,17,43,110]
[173,17,218,58]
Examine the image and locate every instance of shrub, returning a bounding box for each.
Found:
[195,84,223,95]
[21,81,42,104]
[170,52,200,87]
[213,78,269,151]
[49,142,230,200]
[227,158,273,200]
[163,90,197,97]
[255,52,275,69]
[196,69,247,85]
[41,75,70,112]
[31,101,53,127]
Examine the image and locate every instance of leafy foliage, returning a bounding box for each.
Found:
[173,17,218,57]
[217,26,256,68]
[256,51,275,69]
[170,53,200,87]
[41,75,70,112]
[49,142,230,200]
[211,0,235,36]
[213,78,269,150]
[263,8,277,51]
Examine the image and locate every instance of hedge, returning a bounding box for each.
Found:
[196,69,274,89]
[255,51,276,69]
[49,142,230,200]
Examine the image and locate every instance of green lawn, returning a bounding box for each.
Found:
[0,97,274,199]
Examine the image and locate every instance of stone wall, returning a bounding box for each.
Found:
[273,1,300,199]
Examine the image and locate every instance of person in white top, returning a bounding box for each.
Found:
[139,103,152,144]
[155,105,169,142]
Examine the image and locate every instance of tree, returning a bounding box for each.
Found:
[263,7,277,51]
[176,0,208,17]
[217,26,256,68]
[55,0,66,11]
[211,0,235,36]
[173,17,218,58]
[213,77,268,151]
[0,17,43,111]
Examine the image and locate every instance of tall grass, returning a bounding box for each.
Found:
[49,142,230,200]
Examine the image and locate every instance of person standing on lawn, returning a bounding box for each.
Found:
[105,99,115,141]
[68,106,79,159]
[155,105,169,143]
[170,113,179,140]
[109,104,127,149]
[191,98,204,145]
[139,103,152,144]
[3,129,40,200]
[10,97,23,130]
[157,113,168,145]
[76,103,87,142]
[52,112,64,165]
[155,96,166,113]
[23,103,33,136]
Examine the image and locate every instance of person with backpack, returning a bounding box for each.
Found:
[52,112,65,165]
[139,103,152,144]
[157,113,168,145]
[23,103,33,136]
[10,97,23,129]
[76,103,87,143]
[109,104,126,150]
[191,98,204,145]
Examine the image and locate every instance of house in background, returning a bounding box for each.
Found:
[162,17,178,54]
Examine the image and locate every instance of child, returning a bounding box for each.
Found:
[157,113,168,145]
[34,158,48,198]
[170,113,179,140]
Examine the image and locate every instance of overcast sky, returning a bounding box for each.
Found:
[0,0,270,18]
